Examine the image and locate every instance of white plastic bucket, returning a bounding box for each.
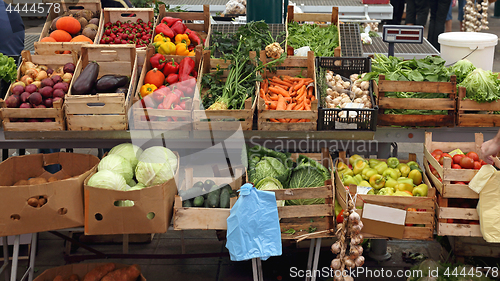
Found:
[438,32,498,71]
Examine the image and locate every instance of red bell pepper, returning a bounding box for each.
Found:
[155,23,174,39]
[161,16,181,27]
[162,92,179,110]
[170,21,186,36]
[177,77,196,97]
[185,28,201,46]
[178,57,195,77]
[150,53,166,70]
[166,73,179,85]
[162,58,179,76]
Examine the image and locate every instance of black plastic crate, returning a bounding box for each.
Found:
[208,24,287,58]
[316,56,378,131]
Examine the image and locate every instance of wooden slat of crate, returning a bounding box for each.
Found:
[456,86,500,127]
[0,50,78,131]
[192,51,256,131]
[38,0,102,50]
[65,45,137,131]
[286,5,341,57]
[257,50,318,131]
[375,75,457,127]
[157,4,211,46]
[172,168,242,230]
[131,46,201,131]
[423,132,482,198]
[334,152,436,240]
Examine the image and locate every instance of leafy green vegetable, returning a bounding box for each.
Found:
[287,162,328,205]
[450,59,476,84]
[255,177,284,207]
[98,154,134,183]
[0,53,17,83]
[458,68,500,103]
[253,156,289,188]
[308,226,317,233]
[88,170,128,191]
[283,228,296,235]
[287,22,339,57]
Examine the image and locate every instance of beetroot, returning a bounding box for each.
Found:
[25,84,37,94]
[11,85,24,95]
[53,97,63,103]
[44,98,53,108]
[20,103,32,108]
[28,92,42,105]
[53,82,68,93]
[63,63,75,74]
[51,75,62,84]
[39,86,53,98]
[36,104,46,108]
[41,78,54,88]
[20,92,30,103]
[52,89,65,99]
[5,95,20,108]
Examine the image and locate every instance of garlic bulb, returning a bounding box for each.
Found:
[349,211,360,223]
[344,257,355,269]
[331,258,342,270]
[331,242,341,254]
[355,256,365,267]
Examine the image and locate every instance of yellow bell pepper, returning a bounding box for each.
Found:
[188,51,195,56]
[154,34,170,43]
[176,43,190,56]
[174,34,190,46]
[158,41,176,56]
[140,83,157,98]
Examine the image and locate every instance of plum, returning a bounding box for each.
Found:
[39,86,53,98]
[41,78,54,88]
[5,95,20,108]
[29,92,42,105]
[11,85,24,95]
[25,84,37,94]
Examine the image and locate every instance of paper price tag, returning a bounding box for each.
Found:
[361,203,406,239]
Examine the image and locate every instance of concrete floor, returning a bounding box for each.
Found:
[5,3,500,281]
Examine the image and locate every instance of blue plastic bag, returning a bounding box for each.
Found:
[226,183,282,261]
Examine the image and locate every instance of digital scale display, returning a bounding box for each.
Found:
[383,25,424,44]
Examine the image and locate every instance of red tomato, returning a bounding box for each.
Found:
[442,153,452,159]
[439,155,452,165]
[453,181,466,185]
[469,221,480,225]
[480,160,487,166]
[466,151,479,162]
[452,154,464,164]
[431,169,439,177]
[452,164,462,169]
[434,154,442,161]
[430,165,436,172]
[336,210,344,224]
[447,219,455,223]
[473,161,481,170]
[460,156,474,169]
[433,149,443,155]
[431,152,438,158]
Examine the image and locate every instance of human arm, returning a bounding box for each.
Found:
[481,129,500,164]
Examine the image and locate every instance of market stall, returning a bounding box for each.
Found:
[2,2,500,281]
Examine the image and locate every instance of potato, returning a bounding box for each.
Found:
[83,263,115,281]
[48,177,59,182]
[27,197,39,207]
[38,197,47,207]
[14,179,29,186]
[68,274,80,281]
[28,177,47,185]
[101,265,141,281]
[53,276,65,281]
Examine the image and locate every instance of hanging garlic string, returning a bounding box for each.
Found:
[463,0,489,32]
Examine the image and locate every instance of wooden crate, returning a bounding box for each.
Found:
[286,5,341,57]
[335,152,436,240]
[192,50,257,131]
[0,50,79,131]
[36,0,103,54]
[172,167,243,230]
[456,86,500,127]
[131,46,201,133]
[375,74,457,127]
[423,132,482,199]
[65,45,138,130]
[157,4,211,48]
[423,132,483,237]
[257,50,318,131]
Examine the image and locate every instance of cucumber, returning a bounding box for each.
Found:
[192,181,204,189]
[180,187,203,200]
[207,192,220,208]
[219,184,232,194]
[182,199,193,207]
[203,180,216,191]
[193,196,205,207]
[220,189,230,208]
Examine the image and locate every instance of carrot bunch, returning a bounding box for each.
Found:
[260,76,316,123]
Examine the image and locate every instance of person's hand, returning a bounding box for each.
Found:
[481,138,500,164]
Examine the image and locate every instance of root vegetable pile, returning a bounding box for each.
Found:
[330,195,364,281]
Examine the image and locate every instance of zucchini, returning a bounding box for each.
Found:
[220,189,230,208]
[180,187,203,200]
[207,192,220,208]
[193,196,204,207]
[203,180,216,191]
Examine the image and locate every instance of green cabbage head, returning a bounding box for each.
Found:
[88,170,128,191]
[135,146,177,187]
[253,157,289,186]
[98,154,134,183]
[287,163,327,205]
[255,177,284,207]
[109,143,143,170]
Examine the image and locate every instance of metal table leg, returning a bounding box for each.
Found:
[311,238,322,281]
[10,236,20,281]
[27,233,37,281]
[305,239,315,281]
[1,236,10,281]
[252,258,263,281]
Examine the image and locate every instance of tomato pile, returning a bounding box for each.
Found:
[445,198,480,225]
[429,149,486,183]
[100,19,154,48]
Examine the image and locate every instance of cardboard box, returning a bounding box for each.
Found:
[34,263,146,281]
[0,153,100,237]
[84,152,179,235]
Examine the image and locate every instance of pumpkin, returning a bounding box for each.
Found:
[70,35,93,43]
[144,68,165,88]
[40,37,57,42]
[49,30,72,42]
[55,16,81,35]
